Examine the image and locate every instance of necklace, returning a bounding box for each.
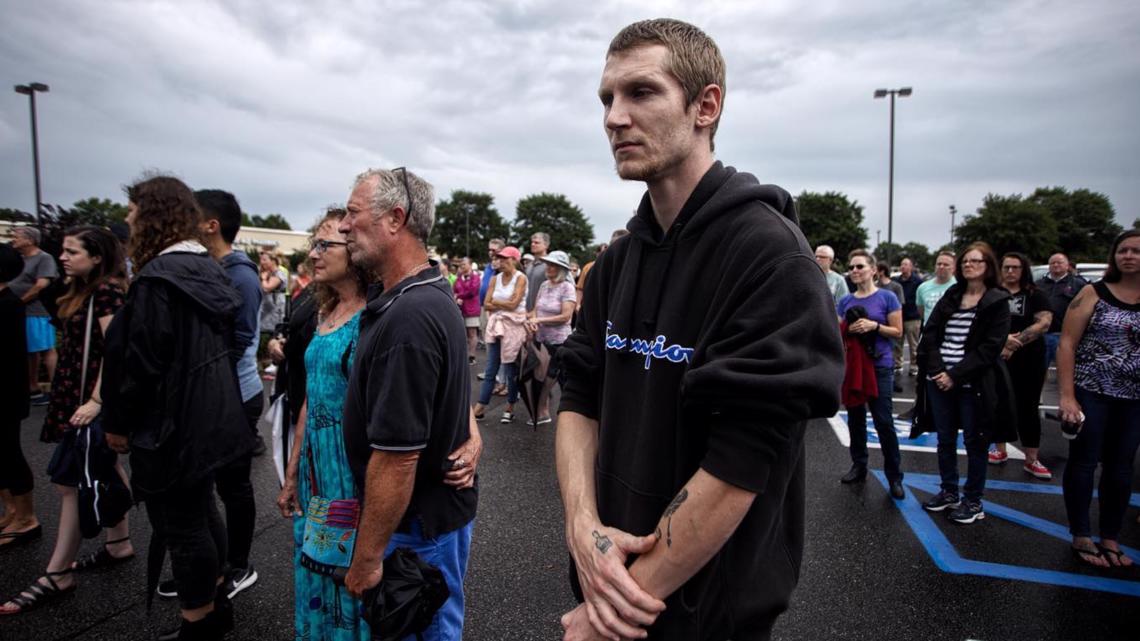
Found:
[322,299,362,330]
[393,260,431,286]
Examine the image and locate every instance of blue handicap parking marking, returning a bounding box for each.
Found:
[828,411,1024,459]
[874,470,1140,597]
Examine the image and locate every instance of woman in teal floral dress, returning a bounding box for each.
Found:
[277,210,371,641]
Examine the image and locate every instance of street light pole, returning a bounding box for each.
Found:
[14,82,50,233]
[873,86,912,267]
[464,204,471,258]
[948,204,957,247]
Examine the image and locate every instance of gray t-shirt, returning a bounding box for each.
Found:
[9,250,58,317]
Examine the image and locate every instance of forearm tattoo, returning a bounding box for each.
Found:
[1016,311,1051,345]
[592,530,613,555]
[662,488,689,548]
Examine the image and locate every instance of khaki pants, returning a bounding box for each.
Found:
[904,319,922,371]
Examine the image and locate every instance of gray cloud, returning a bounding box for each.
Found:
[2,0,1136,254]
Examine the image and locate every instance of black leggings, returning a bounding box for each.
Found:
[145,479,227,610]
[0,417,33,496]
[215,394,263,570]
[1007,344,1047,449]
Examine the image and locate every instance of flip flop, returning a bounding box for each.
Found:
[1071,544,1108,568]
[1097,544,1134,568]
[0,525,42,549]
[73,537,135,571]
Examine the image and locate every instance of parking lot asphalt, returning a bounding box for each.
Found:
[1,355,1137,640]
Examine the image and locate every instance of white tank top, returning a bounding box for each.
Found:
[493,271,525,313]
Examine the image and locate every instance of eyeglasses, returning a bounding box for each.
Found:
[393,166,413,223]
[310,239,348,254]
[849,264,869,270]
[962,259,986,265]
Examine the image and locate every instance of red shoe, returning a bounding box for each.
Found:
[987,449,1008,465]
[1023,460,1053,480]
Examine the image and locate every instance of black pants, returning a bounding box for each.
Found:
[145,478,227,610]
[1007,345,1046,449]
[0,417,33,495]
[215,394,263,570]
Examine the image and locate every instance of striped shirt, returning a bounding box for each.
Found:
[939,306,977,368]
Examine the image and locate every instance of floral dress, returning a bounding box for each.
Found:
[293,310,368,641]
[41,282,124,443]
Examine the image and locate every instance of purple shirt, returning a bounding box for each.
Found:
[837,289,901,369]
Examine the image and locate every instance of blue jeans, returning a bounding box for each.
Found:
[1044,332,1061,368]
[386,520,474,641]
[846,367,902,482]
[477,340,518,405]
[1062,387,1140,539]
[926,381,988,502]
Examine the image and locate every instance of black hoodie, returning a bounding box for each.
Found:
[559,162,844,640]
[102,250,253,499]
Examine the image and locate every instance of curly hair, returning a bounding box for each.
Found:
[124,175,202,270]
[312,207,374,315]
[56,225,127,320]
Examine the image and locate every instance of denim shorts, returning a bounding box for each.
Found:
[386,519,474,641]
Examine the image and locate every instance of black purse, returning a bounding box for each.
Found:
[359,547,450,641]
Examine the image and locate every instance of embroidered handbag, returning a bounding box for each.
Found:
[300,495,360,576]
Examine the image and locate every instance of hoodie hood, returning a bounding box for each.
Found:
[627,161,797,245]
[138,251,241,321]
[220,250,259,276]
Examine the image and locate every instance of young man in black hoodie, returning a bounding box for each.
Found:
[557,19,844,641]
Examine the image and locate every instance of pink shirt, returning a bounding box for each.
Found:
[534,279,576,344]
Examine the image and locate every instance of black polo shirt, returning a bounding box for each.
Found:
[342,265,477,538]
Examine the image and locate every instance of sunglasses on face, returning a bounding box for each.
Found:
[310,239,348,254]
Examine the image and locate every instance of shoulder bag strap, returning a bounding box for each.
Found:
[79,295,96,403]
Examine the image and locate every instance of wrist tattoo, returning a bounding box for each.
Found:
[662,488,689,548]
[592,530,612,555]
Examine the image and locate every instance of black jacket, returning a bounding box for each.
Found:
[910,284,1017,443]
[0,289,29,422]
[102,251,253,499]
[559,162,844,640]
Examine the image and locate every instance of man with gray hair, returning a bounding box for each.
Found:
[8,226,59,405]
[525,231,551,311]
[815,244,849,305]
[338,168,480,640]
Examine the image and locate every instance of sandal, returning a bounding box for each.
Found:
[1097,544,1134,567]
[0,525,42,549]
[74,537,134,571]
[0,570,76,615]
[1071,544,1107,568]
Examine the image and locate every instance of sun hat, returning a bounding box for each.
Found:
[539,250,572,271]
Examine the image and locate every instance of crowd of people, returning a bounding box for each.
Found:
[0,16,1137,641]
[823,237,1140,552]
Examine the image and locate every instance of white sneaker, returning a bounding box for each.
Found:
[264,364,278,375]
[500,411,514,424]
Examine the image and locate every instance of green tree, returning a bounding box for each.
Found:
[512,193,596,265]
[430,190,510,259]
[0,208,34,223]
[873,242,904,267]
[899,242,933,271]
[249,213,292,230]
[794,191,869,264]
[241,213,254,227]
[1028,187,1121,262]
[954,193,1058,260]
[72,197,128,224]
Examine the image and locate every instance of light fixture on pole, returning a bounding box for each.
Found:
[948,204,957,247]
[873,86,912,267]
[14,82,50,233]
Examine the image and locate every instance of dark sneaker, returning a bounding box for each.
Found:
[922,490,960,512]
[949,500,985,524]
[468,356,477,365]
[888,480,905,500]
[29,393,49,406]
[156,579,178,599]
[839,465,867,484]
[225,565,258,599]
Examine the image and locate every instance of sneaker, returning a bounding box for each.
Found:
[224,565,258,600]
[29,393,49,406]
[263,364,278,375]
[468,356,477,365]
[948,500,985,524]
[477,372,486,381]
[922,490,961,512]
[500,411,514,424]
[1023,460,1053,480]
[908,368,918,377]
[987,449,1008,465]
[156,579,178,599]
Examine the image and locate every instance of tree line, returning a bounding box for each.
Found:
[796,186,1135,271]
[3,190,599,265]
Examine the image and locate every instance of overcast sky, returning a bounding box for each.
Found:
[2,0,1137,252]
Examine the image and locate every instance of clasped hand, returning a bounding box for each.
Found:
[562,520,665,640]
